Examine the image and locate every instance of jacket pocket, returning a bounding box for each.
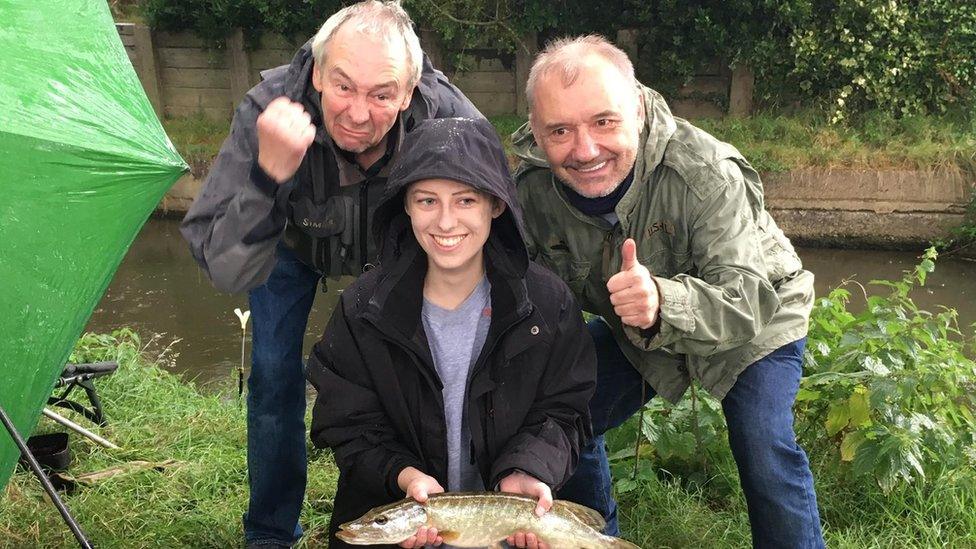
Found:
[538,249,590,296]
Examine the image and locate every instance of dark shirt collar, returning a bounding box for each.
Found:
[335,117,401,177]
[560,166,635,217]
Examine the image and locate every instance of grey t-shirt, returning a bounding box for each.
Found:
[421,275,492,493]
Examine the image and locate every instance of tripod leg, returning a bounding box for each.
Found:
[0,404,94,549]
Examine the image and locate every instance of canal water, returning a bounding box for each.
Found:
[84,218,975,387]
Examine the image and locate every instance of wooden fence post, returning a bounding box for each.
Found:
[729,65,755,117]
[515,32,538,117]
[419,29,446,73]
[227,29,253,107]
[132,24,164,118]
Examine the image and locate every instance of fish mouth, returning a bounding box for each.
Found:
[335,529,361,544]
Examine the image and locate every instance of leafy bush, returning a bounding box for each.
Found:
[137,1,975,118]
[610,248,976,495]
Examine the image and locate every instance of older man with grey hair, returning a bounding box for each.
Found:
[513,35,824,548]
[181,2,481,546]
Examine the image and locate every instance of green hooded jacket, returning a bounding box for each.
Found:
[513,85,814,403]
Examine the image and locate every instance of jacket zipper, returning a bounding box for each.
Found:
[359,181,369,269]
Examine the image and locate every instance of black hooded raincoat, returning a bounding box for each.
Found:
[305,118,597,548]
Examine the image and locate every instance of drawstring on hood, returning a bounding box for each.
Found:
[372,117,529,277]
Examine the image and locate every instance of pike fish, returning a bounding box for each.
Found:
[336,492,640,548]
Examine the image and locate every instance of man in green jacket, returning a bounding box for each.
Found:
[513,35,824,548]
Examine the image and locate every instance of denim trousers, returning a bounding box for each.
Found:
[244,245,320,546]
[559,318,824,548]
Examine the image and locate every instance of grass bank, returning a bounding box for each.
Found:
[0,330,338,547]
[3,327,974,547]
[163,108,976,177]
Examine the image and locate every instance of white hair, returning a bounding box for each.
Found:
[311,0,423,87]
[526,34,637,111]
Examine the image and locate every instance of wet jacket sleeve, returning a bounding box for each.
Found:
[489,289,596,490]
[179,96,291,294]
[625,160,780,356]
[306,305,425,500]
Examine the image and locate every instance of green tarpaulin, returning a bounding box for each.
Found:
[0,1,187,488]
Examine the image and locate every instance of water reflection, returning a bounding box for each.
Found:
[84,218,975,386]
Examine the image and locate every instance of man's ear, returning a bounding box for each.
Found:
[399,85,415,112]
[312,62,324,93]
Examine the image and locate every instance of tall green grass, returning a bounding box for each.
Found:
[0,330,337,547]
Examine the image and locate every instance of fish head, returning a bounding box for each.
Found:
[337,498,428,544]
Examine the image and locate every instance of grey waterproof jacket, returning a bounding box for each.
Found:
[180,40,481,293]
[513,85,814,402]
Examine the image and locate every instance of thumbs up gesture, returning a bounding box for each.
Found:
[606,238,660,330]
[256,96,317,183]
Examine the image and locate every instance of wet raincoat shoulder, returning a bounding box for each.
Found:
[179,40,482,293]
[512,85,814,403]
[305,118,596,548]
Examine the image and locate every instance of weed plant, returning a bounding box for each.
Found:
[610,249,976,548]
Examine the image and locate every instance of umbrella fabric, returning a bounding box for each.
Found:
[0,0,187,488]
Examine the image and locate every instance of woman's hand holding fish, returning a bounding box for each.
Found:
[398,526,443,548]
[498,470,553,517]
[500,470,552,549]
[396,467,445,547]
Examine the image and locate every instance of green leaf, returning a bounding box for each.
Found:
[848,389,872,427]
[615,478,638,494]
[796,388,821,402]
[826,401,852,436]
[840,430,866,461]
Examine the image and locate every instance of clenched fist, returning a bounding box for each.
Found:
[606,238,660,329]
[256,96,317,183]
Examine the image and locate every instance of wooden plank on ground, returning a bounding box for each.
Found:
[466,92,516,116]
[452,71,516,94]
[161,67,231,89]
[670,98,724,119]
[158,47,228,69]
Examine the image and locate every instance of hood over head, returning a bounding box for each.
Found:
[373,117,528,276]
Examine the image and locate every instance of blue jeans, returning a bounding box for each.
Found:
[559,318,824,548]
[244,245,320,546]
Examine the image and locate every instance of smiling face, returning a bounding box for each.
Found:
[405,178,505,280]
[529,55,644,198]
[312,24,414,156]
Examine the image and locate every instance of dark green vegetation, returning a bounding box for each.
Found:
[139,1,975,119]
[2,253,974,547]
[609,249,976,548]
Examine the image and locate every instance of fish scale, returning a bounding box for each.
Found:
[336,492,641,548]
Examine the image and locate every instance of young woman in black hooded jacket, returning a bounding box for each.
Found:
[306,117,596,548]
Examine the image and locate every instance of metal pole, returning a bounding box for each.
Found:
[41,409,119,450]
[0,404,94,549]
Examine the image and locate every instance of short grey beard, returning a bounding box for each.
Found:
[565,177,624,198]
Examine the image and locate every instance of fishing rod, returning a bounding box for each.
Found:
[0,403,94,549]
